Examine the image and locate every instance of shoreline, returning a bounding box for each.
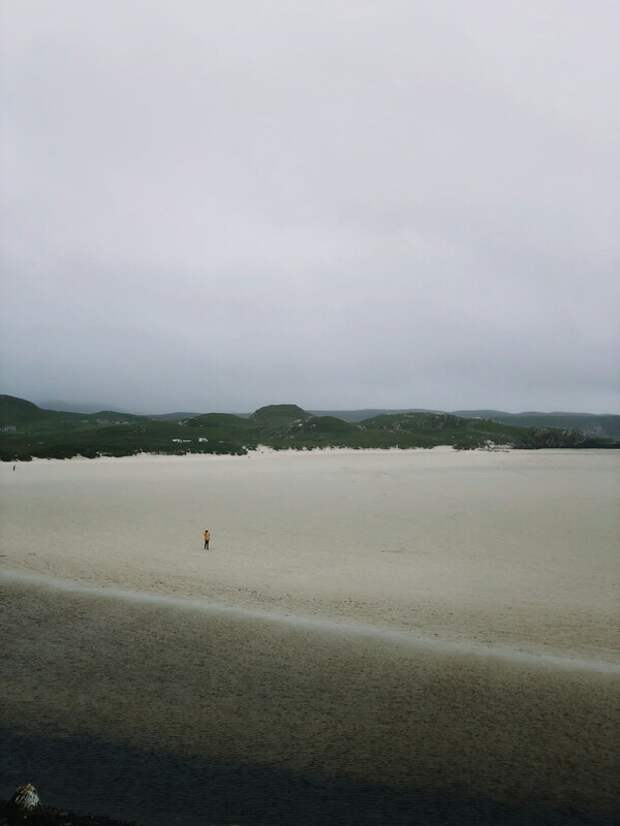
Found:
[7,442,620,466]
[6,444,464,464]
[9,443,620,464]
[2,569,619,674]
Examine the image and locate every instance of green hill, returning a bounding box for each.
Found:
[252,404,308,422]
[452,410,620,440]
[1,394,50,424]
[148,411,201,421]
[311,408,430,422]
[188,412,256,428]
[246,404,310,443]
[362,411,464,432]
[301,416,358,434]
[359,411,595,450]
[184,413,260,448]
[1,396,617,460]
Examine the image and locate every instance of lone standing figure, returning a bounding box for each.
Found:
[203,528,211,550]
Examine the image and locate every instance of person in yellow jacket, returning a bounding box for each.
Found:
[203,529,211,550]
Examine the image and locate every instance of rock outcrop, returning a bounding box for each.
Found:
[1,783,138,826]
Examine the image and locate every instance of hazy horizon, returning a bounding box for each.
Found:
[13,393,619,417]
[2,2,619,414]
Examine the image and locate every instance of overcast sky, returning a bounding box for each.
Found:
[1,1,618,414]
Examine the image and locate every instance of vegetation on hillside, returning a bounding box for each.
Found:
[451,410,620,439]
[1,394,616,461]
[315,408,620,439]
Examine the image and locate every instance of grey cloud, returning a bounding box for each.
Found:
[1,1,618,413]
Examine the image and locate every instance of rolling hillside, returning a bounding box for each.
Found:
[452,410,620,440]
[315,407,620,439]
[1,395,616,461]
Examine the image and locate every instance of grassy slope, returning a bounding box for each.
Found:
[452,410,620,439]
[0,396,616,461]
[314,408,620,439]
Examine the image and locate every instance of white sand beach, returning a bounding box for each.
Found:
[1,448,618,662]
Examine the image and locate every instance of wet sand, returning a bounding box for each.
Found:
[1,579,618,824]
[1,449,619,822]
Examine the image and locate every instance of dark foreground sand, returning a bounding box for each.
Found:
[1,578,618,825]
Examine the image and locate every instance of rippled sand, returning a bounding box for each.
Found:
[1,449,619,823]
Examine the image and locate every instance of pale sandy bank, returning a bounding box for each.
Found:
[1,448,618,661]
[0,449,620,661]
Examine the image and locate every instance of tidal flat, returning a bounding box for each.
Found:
[1,449,618,824]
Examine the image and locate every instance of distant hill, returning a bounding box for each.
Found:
[313,407,620,439]
[188,413,255,428]
[35,399,129,414]
[452,410,620,440]
[300,416,358,434]
[1,394,50,424]
[252,404,309,422]
[1,395,617,460]
[311,408,434,422]
[15,397,618,437]
[363,411,463,431]
[0,394,145,436]
[357,411,552,449]
[148,411,201,421]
